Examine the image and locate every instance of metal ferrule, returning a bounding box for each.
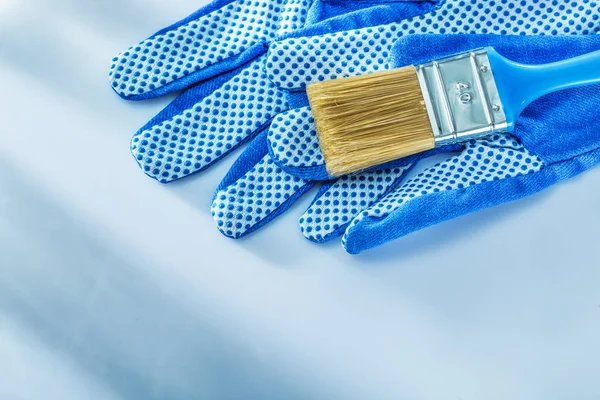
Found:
[416,49,508,146]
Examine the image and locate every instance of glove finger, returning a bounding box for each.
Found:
[342,134,546,254]
[266,104,461,180]
[267,106,326,177]
[306,0,438,32]
[110,0,313,100]
[266,22,400,90]
[267,0,600,91]
[132,57,288,183]
[265,1,442,91]
[299,166,413,243]
[211,130,315,238]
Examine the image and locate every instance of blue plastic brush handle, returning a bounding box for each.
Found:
[486,46,600,131]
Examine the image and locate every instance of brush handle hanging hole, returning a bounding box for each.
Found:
[459,92,473,104]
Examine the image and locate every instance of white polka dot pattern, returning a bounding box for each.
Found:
[214,0,599,239]
[110,0,313,97]
[211,155,311,238]
[268,106,324,167]
[341,134,544,249]
[299,166,412,242]
[267,0,600,90]
[131,57,288,183]
[266,0,600,171]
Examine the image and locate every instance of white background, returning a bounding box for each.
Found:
[1,1,599,399]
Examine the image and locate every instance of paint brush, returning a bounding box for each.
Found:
[307,47,600,176]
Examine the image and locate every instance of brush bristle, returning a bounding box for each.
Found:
[307,66,435,176]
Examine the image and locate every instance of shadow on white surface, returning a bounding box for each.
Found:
[0,0,181,112]
[0,161,335,400]
[352,187,555,263]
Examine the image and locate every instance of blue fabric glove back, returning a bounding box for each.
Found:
[109,0,436,182]
[212,0,600,244]
[342,33,600,253]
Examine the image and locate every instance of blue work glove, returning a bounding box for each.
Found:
[109,0,436,182]
[341,33,600,253]
[212,0,600,243]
